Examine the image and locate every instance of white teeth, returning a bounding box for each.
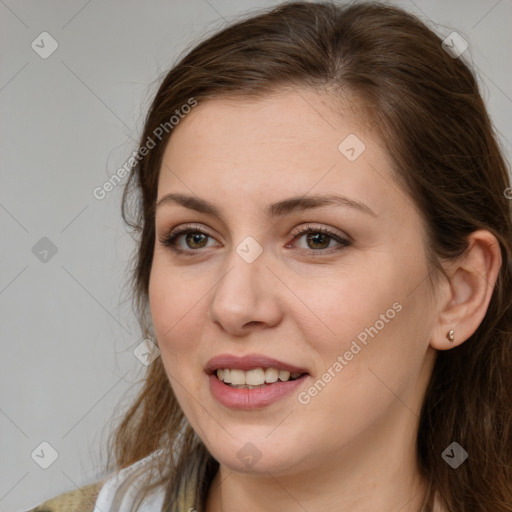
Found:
[264,368,279,383]
[278,370,290,381]
[246,368,265,385]
[229,369,246,385]
[215,367,303,385]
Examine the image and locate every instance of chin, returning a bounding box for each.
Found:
[206,435,302,475]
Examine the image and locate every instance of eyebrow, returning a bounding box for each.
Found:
[156,192,377,218]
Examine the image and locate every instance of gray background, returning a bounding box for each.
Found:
[1,0,511,510]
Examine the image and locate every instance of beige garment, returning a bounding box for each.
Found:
[25,481,105,512]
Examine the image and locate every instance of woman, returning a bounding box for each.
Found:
[28,1,512,511]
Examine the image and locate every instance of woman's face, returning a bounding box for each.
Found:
[149,89,439,477]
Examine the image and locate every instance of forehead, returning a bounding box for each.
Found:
[165,89,368,162]
[157,89,403,222]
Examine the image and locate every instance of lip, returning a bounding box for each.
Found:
[205,353,310,410]
[205,353,309,375]
[208,373,309,409]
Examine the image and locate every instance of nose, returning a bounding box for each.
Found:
[208,246,283,336]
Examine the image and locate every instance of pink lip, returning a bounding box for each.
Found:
[205,353,309,375]
[208,373,309,409]
[205,353,310,410]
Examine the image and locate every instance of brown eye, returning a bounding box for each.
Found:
[289,225,351,253]
[304,232,332,250]
[159,224,218,254]
[159,224,351,256]
[183,232,209,249]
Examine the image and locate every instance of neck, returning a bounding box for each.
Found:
[206,460,428,512]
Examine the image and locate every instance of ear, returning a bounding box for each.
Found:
[430,229,502,350]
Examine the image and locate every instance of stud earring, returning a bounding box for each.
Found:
[446,329,455,343]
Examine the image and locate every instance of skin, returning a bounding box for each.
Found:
[148,88,501,511]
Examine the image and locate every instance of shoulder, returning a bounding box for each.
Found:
[24,480,105,512]
[24,450,167,512]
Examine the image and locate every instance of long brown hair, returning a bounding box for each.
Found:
[105,2,512,511]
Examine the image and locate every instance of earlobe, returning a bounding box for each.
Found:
[430,230,502,351]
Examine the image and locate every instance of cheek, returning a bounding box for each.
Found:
[303,265,398,343]
[148,262,208,418]
[148,259,206,360]
[298,256,425,388]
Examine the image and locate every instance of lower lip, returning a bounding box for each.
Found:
[208,373,308,409]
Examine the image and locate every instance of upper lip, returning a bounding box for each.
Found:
[205,353,309,375]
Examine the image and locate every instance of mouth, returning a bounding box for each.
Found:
[205,353,310,395]
[213,367,308,389]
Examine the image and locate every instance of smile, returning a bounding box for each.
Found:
[216,367,303,388]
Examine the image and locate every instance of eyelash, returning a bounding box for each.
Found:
[158,223,351,256]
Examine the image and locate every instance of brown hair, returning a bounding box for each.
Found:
[105,2,512,511]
